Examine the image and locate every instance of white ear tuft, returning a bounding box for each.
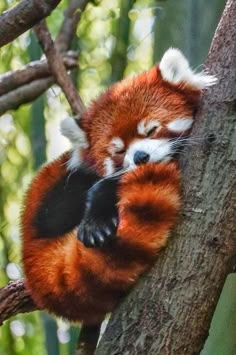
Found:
[159,48,217,89]
[60,117,89,149]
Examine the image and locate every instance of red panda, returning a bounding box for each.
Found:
[21,49,216,325]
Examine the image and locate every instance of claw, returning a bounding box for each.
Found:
[77,227,84,242]
[88,235,95,247]
[112,217,118,227]
[83,235,93,248]
[96,231,105,245]
[104,226,111,237]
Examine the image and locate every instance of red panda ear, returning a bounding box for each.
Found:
[159,48,217,90]
[60,117,89,149]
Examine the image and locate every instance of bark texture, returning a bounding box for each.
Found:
[96,0,236,354]
[0,280,37,325]
[0,0,61,47]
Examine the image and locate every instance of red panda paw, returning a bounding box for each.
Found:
[77,176,119,248]
[77,215,118,248]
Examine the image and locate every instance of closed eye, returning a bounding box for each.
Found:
[146,126,157,137]
[116,149,126,155]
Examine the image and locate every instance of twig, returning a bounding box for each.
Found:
[0,52,78,97]
[0,280,37,325]
[56,0,91,52]
[34,20,85,116]
[0,0,62,48]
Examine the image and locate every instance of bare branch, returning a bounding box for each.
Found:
[0,280,100,355]
[0,0,62,48]
[0,0,90,115]
[34,20,85,116]
[56,0,91,52]
[0,280,37,325]
[0,52,78,97]
[0,78,54,116]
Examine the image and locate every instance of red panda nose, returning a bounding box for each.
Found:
[134,151,150,165]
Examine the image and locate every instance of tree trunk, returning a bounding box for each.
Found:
[96,0,236,354]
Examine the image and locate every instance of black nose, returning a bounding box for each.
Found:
[133,151,150,165]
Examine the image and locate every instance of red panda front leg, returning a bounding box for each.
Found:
[23,152,100,240]
[117,162,181,255]
[77,176,119,247]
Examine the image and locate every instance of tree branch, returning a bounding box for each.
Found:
[0,0,90,116]
[96,0,236,354]
[34,20,85,116]
[0,51,78,97]
[0,78,54,115]
[0,280,37,325]
[0,0,62,48]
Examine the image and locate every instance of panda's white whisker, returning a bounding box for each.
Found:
[106,167,129,179]
[93,167,129,189]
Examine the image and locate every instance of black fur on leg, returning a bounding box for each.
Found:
[33,165,99,238]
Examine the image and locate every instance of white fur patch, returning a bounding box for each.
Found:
[108,137,124,155]
[124,138,171,169]
[60,117,89,148]
[167,117,193,132]
[160,48,217,89]
[137,119,161,136]
[104,157,115,176]
[67,150,81,171]
[60,117,89,170]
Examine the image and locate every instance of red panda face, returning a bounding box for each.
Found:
[61,48,216,176]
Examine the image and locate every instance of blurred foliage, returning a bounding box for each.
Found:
[201,274,236,355]
[0,0,233,354]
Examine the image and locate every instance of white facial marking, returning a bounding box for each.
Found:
[108,137,124,155]
[137,119,161,136]
[60,117,89,170]
[104,157,115,176]
[124,138,171,169]
[160,48,217,89]
[167,117,193,132]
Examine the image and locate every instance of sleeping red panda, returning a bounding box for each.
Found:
[22,49,216,325]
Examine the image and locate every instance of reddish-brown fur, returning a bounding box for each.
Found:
[22,64,201,324]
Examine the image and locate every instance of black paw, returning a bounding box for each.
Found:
[77,215,118,248]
